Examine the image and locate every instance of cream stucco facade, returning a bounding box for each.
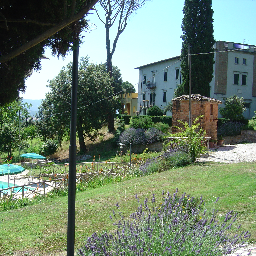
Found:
[120,93,138,116]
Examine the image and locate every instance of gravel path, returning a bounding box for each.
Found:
[198,143,256,163]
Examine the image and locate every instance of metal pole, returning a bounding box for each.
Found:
[130,143,132,167]
[188,44,192,127]
[67,37,79,256]
[19,108,21,162]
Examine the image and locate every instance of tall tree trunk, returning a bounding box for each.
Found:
[107,113,115,133]
[106,20,115,133]
[77,116,86,153]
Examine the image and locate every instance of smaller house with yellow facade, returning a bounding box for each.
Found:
[120,93,138,116]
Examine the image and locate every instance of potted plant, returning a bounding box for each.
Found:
[209,139,217,148]
[217,135,224,146]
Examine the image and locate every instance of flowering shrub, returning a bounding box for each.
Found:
[5,155,13,164]
[162,150,192,168]
[137,148,192,176]
[119,128,146,145]
[78,190,250,255]
[137,156,159,176]
[119,127,164,146]
[144,127,164,144]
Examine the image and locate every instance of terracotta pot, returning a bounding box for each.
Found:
[217,140,224,146]
[209,141,216,148]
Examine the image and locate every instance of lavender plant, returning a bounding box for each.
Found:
[119,127,164,146]
[144,127,164,144]
[119,128,146,145]
[78,190,250,255]
[137,148,192,176]
[136,155,159,176]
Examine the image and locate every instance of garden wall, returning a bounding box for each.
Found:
[223,130,256,144]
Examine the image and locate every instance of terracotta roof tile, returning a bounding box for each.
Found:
[172,94,222,104]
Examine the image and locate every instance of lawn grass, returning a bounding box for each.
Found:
[0,161,256,255]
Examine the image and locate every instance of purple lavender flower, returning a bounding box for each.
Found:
[78,191,250,255]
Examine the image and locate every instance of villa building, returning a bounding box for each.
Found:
[120,93,138,117]
[136,41,256,119]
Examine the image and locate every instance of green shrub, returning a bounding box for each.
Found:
[245,118,256,130]
[147,105,163,116]
[119,114,131,125]
[112,117,126,147]
[219,95,246,121]
[24,138,44,154]
[242,113,256,131]
[218,121,244,136]
[152,116,172,126]
[163,151,192,168]
[22,125,38,139]
[217,118,230,128]
[165,117,206,162]
[130,116,154,129]
[41,139,58,156]
[153,122,170,133]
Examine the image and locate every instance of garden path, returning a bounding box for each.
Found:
[198,143,256,163]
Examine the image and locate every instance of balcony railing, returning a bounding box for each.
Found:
[146,82,156,89]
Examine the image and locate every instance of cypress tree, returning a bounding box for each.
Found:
[177,0,215,97]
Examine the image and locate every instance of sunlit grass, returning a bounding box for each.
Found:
[0,161,255,255]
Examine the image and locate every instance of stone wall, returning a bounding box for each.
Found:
[223,130,256,144]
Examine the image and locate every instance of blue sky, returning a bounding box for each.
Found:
[20,0,256,99]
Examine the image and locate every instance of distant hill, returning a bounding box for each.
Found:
[22,99,42,116]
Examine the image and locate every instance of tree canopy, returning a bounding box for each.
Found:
[177,0,215,97]
[0,100,32,158]
[37,58,123,152]
[0,0,98,106]
[122,81,136,93]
